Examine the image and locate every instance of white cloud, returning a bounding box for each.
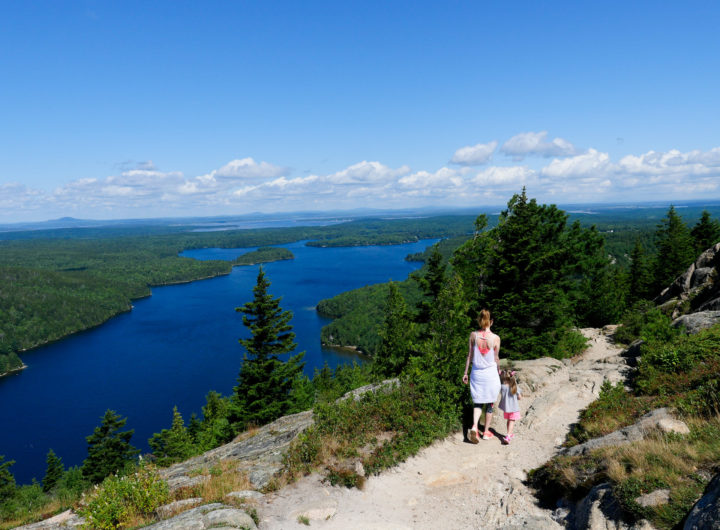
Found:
[617,149,720,177]
[398,167,466,189]
[472,166,535,186]
[214,157,287,179]
[450,141,498,166]
[325,161,410,184]
[501,131,578,159]
[6,141,720,222]
[541,149,611,179]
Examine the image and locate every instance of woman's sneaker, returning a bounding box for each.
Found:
[482,432,494,440]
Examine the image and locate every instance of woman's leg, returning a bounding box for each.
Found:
[472,405,481,432]
[483,408,493,435]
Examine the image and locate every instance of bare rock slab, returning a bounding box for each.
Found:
[144,503,257,530]
[684,473,720,530]
[565,408,688,456]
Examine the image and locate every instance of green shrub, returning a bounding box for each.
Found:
[614,303,677,345]
[79,464,168,529]
[554,328,588,358]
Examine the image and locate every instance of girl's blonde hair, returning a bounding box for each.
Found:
[477,309,492,330]
[501,370,518,396]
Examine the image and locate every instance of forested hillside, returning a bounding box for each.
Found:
[0,216,477,372]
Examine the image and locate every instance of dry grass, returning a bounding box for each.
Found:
[173,460,252,504]
[0,500,69,530]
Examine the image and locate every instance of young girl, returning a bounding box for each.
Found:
[498,370,521,444]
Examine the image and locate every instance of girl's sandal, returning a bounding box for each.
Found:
[468,429,480,444]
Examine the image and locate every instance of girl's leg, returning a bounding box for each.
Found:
[506,418,511,434]
[507,419,515,436]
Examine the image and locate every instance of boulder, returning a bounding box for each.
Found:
[683,473,720,530]
[571,483,626,530]
[570,483,655,530]
[565,408,688,456]
[672,311,720,334]
[636,489,670,508]
[156,497,204,518]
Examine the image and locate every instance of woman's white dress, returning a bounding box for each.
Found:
[469,332,501,404]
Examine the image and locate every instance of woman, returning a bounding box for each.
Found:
[462,309,501,443]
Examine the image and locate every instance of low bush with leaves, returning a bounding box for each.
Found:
[79,464,168,529]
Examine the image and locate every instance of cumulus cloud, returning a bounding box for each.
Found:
[501,131,578,160]
[450,141,498,166]
[213,158,287,179]
[541,149,611,179]
[6,142,720,221]
[473,166,535,186]
[325,161,410,185]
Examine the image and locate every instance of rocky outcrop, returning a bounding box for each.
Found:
[16,510,85,529]
[565,408,689,457]
[655,242,720,319]
[683,473,720,530]
[161,379,399,492]
[161,410,314,492]
[144,503,257,529]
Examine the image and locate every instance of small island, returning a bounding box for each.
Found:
[231,247,294,266]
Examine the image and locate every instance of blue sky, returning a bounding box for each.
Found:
[1,1,719,221]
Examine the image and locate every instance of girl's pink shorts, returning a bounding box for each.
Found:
[504,412,521,420]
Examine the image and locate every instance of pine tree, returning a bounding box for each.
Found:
[413,246,447,327]
[373,282,414,377]
[82,409,138,483]
[421,274,471,384]
[0,455,16,503]
[653,206,696,290]
[479,190,573,357]
[230,267,305,431]
[454,189,607,358]
[629,239,654,302]
[691,210,720,254]
[42,449,64,493]
[149,407,195,466]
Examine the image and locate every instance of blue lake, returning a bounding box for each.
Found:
[0,239,433,484]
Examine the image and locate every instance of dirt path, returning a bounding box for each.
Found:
[257,328,628,529]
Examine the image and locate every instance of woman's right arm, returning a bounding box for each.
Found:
[463,333,473,384]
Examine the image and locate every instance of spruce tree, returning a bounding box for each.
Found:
[454,189,607,358]
[373,282,414,377]
[414,246,447,327]
[691,210,720,254]
[149,407,195,466]
[82,409,138,483]
[42,449,64,493]
[653,206,696,290]
[230,267,305,431]
[629,239,653,302]
[479,190,572,357]
[0,455,15,503]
